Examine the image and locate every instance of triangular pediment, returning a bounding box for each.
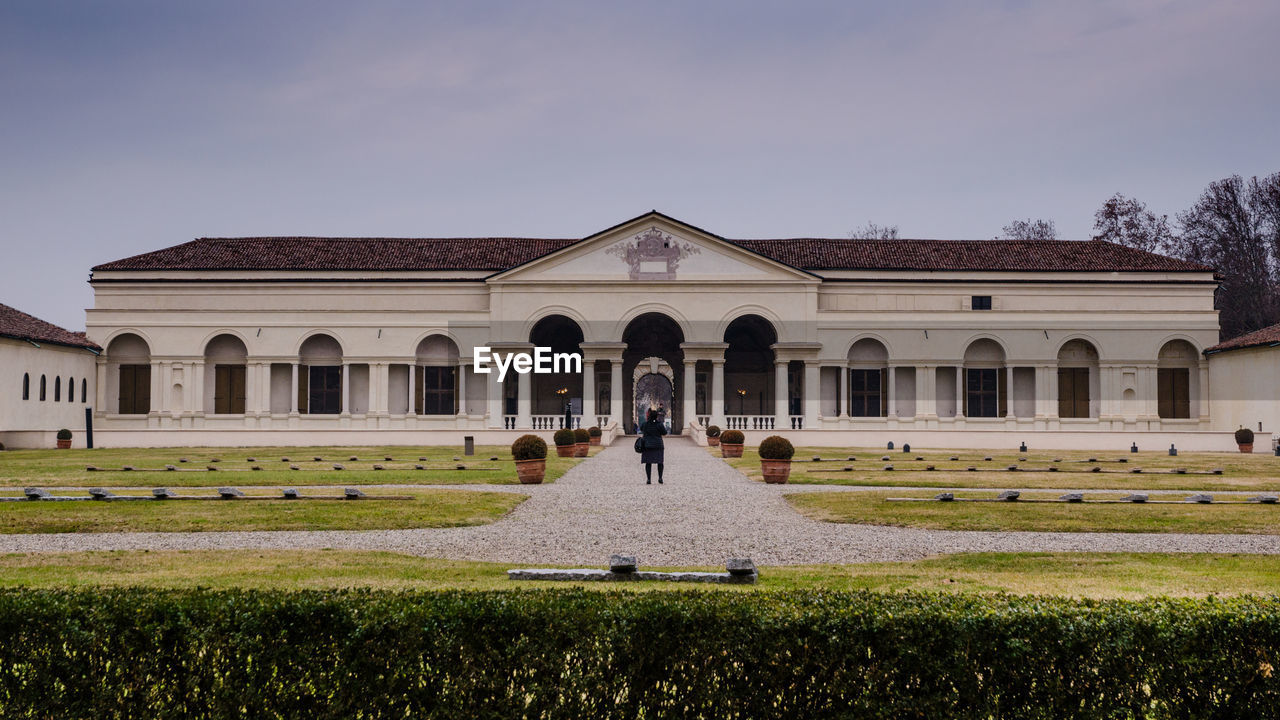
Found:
[487,212,817,284]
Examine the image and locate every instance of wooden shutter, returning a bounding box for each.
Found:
[214,366,229,413]
[135,365,151,414]
[1057,368,1073,418]
[297,364,308,414]
[230,366,246,414]
[1074,369,1090,418]
[414,366,425,415]
[119,366,134,413]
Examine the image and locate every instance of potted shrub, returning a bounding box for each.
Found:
[511,434,548,484]
[719,429,745,458]
[1235,427,1255,453]
[553,428,576,457]
[706,425,721,447]
[588,425,602,446]
[573,427,591,456]
[55,428,72,450]
[758,435,795,484]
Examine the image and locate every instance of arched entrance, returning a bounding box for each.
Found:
[633,357,675,432]
[622,313,685,434]
[529,315,584,422]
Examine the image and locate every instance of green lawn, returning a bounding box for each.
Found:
[788,489,1280,534]
[0,550,1276,599]
[0,488,524,533]
[0,444,594,488]
[719,446,1280,492]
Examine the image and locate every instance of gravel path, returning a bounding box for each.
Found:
[2,438,1277,565]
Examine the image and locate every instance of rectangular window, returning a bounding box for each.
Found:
[1057,367,1090,418]
[848,368,884,417]
[214,365,247,414]
[307,366,342,415]
[966,368,1000,417]
[971,295,992,310]
[418,366,456,415]
[118,364,151,415]
[1157,368,1191,419]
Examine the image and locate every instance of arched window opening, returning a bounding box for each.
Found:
[963,339,1006,418]
[22,373,29,400]
[846,339,889,417]
[299,334,343,415]
[107,334,152,414]
[68,377,75,403]
[81,378,87,404]
[40,375,46,401]
[1157,340,1196,419]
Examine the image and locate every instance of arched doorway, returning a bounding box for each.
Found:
[529,315,584,425]
[723,314,777,426]
[106,333,151,415]
[622,313,685,433]
[204,334,248,415]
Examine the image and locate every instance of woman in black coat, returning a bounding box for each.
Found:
[638,408,667,484]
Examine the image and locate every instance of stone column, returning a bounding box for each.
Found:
[839,367,849,419]
[886,365,898,419]
[190,361,203,417]
[711,359,726,426]
[1049,365,1061,419]
[407,364,416,416]
[581,359,596,424]
[682,360,697,429]
[290,363,300,414]
[955,366,965,419]
[1005,365,1015,418]
[516,372,532,428]
[774,361,789,426]
[1197,363,1210,422]
[341,362,351,415]
[609,358,623,426]
[485,365,502,427]
[456,363,468,415]
[95,359,107,414]
[803,361,820,428]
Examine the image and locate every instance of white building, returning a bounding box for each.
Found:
[1205,322,1280,445]
[0,303,100,449]
[75,211,1251,450]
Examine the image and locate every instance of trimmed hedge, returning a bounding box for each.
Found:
[0,589,1277,718]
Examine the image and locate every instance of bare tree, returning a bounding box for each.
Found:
[996,218,1057,241]
[849,223,900,240]
[1091,193,1177,255]
[1176,173,1280,339]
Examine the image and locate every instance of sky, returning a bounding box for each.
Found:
[2,0,1278,331]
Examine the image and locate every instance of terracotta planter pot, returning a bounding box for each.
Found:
[707,437,720,447]
[761,458,792,484]
[1239,443,1254,454]
[555,445,575,458]
[514,459,546,484]
[574,442,589,457]
[589,436,601,446]
[56,439,72,450]
[720,443,744,458]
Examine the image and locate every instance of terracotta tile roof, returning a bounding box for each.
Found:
[0,303,100,350]
[730,238,1212,273]
[93,236,1213,274]
[1205,322,1280,354]
[93,237,580,272]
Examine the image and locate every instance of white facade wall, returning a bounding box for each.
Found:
[1208,346,1280,439]
[0,338,98,448]
[81,214,1236,448]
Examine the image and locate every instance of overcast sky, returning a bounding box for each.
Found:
[2,0,1278,331]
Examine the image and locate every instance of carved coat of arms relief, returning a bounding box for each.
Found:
[605,227,701,280]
